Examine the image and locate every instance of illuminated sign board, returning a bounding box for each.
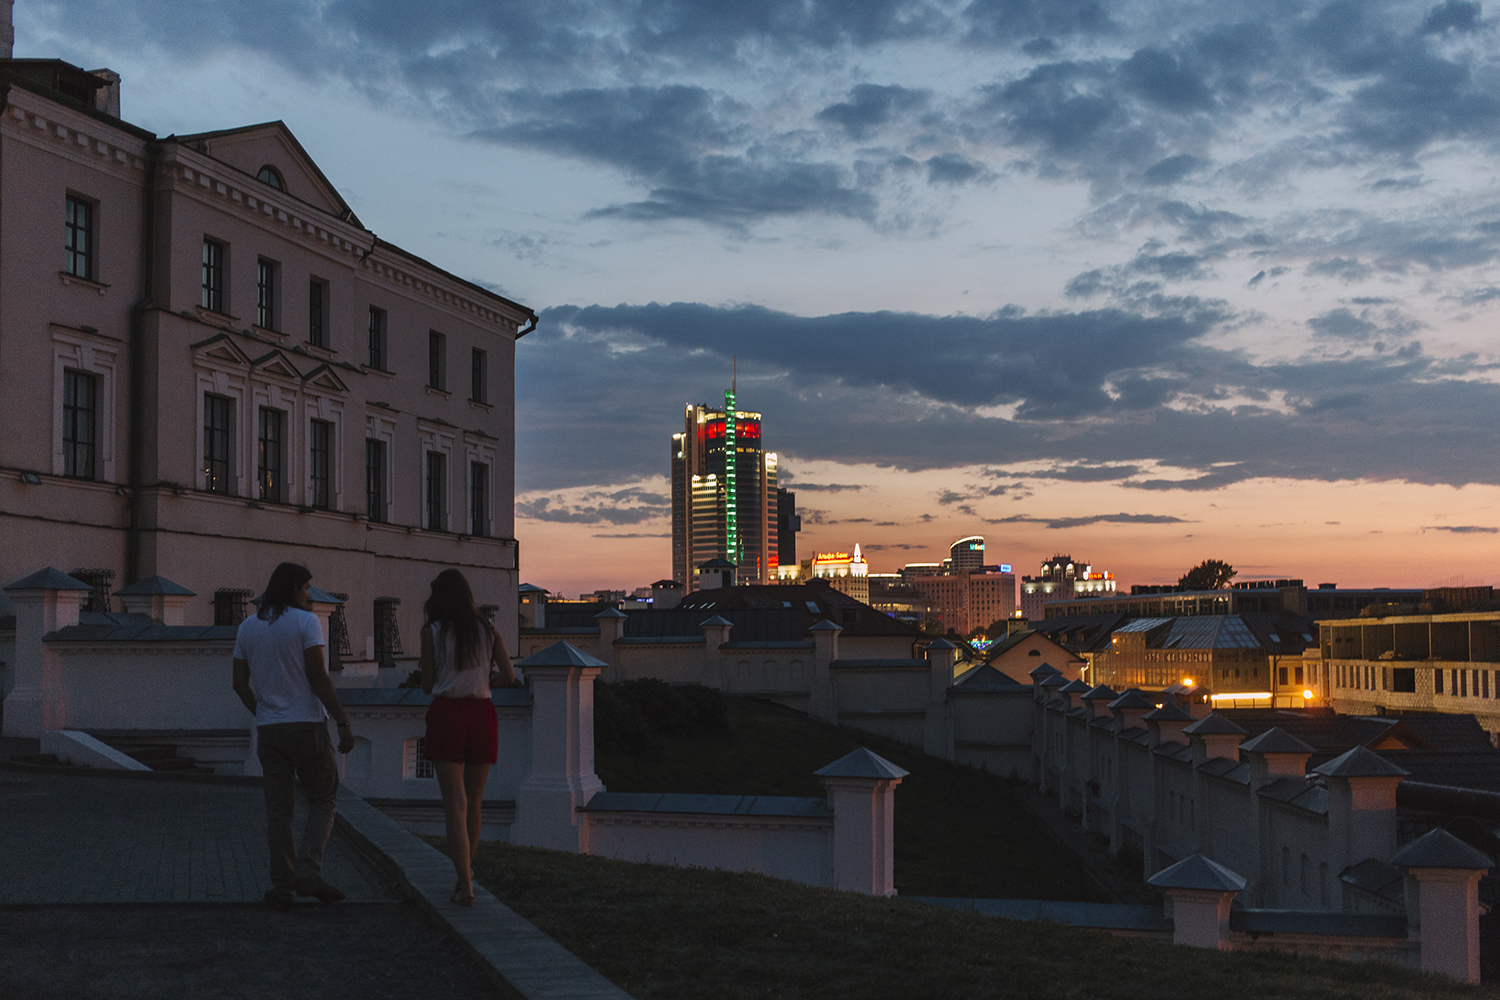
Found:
[1000,564,1012,572]
[703,420,762,440]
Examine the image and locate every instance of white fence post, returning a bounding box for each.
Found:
[2,568,89,737]
[512,642,607,853]
[1148,854,1246,950]
[815,747,908,896]
[1393,828,1492,984]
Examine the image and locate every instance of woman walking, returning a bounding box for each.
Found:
[419,569,516,905]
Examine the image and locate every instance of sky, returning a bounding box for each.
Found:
[23,0,1500,597]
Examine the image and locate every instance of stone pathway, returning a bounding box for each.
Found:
[0,768,391,904]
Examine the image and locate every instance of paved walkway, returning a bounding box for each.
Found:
[0,768,390,904]
[0,755,635,999]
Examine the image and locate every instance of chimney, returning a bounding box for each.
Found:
[89,68,121,118]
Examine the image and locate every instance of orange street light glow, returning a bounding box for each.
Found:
[1181,677,1194,687]
[1210,691,1272,700]
[1303,689,1314,700]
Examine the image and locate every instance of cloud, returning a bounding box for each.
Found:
[987,512,1191,529]
[787,483,867,492]
[1421,1,1482,35]
[1144,154,1210,186]
[517,486,668,524]
[1425,525,1499,534]
[591,532,672,538]
[816,83,927,140]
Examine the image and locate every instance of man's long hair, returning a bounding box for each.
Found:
[424,569,485,670]
[259,562,312,624]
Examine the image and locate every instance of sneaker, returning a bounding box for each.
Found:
[264,888,296,911]
[293,876,346,904]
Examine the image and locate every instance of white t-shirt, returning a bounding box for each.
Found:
[233,607,327,725]
[430,620,495,699]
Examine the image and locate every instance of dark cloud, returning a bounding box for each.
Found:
[1307,257,1373,282]
[1421,0,1482,34]
[1144,154,1210,185]
[1308,307,1379,340]
[987,512,1191,529]
[517,487,668,524]
[1120,48,1215,113]
[787,483,866,492]
[1426,525,1499,533]
[926,153,991,186]
[816,83,927,140]
[592,532,672,538]
[962,0,1116,44]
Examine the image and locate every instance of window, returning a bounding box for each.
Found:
[256,165,284,190]
[407,737,435,779]
[310,419,332,509]
[367,306,387,370]
[470,461,488,537]
[365,439,386,522]
[471,347,487,403]
[374,596,403,668]
[202,239,225,312]
[308,278,329,348]
[1436,669,1445,694]
[1393,667,1416,693]
[428,331,446,391]
[257,408,284,502]
[213,588,253,626]
[204,394,233,494]
[256,258,279,330]
[62,370,97,478]
[65,195,94,280]
[425,451,446,531]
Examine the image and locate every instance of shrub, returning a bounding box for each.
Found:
[594,678,729,755]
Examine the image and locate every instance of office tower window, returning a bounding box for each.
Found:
[425,451,446,530]
[65,195,94,280]
[62,369,98,479]
[204,394,233,494]
[202,239,225,312]
[367,306,387,370]
[428,331,446,391]
[470,462,489,537]
[257,408,285,502]
[256,258,279,329]
[308,278,329,347]
[471,347,487,404]
[365,439,386,522]
[310,419,332,509]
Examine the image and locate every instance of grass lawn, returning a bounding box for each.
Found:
[468,842,1493,1000]
[594,694,1104,900]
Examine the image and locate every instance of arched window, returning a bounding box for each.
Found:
[257,165,285,190]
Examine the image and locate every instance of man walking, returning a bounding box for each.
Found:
[232,562,356,909]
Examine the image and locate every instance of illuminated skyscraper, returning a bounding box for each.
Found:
[671,392,778,590]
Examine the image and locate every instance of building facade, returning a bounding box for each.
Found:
[1019,554,1115,620]
[670,393,778,589]
[0,58,533,663]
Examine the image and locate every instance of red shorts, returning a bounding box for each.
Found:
[424,696,498,765]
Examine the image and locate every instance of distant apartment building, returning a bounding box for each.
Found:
[1318,609,1500,740]
[1044,579,1425,620]
[1019,554,1115,620]
[669,391,778,589]
[776,487,800,569]
[904,536,1015,634]
[0,57,533,657]
[779,546,870,603]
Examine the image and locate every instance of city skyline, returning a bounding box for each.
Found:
[25,0,1500,598]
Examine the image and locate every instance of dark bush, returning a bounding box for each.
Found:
[594,678,729,755]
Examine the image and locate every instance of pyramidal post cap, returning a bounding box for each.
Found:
[594,607,628,619]
[699,615,734,627]
[4,567,94,592]
[925,637,959,650]
[115,575,196,597]
[814,747,909,780]
[1391,827,1494,870]
[1311,745,1409,778]
[515,641,609,668]
[1082,684,1118,701]
[1182,713,1248,736]
[1238,727,1316,755]
[1147,853,1247,892]
[1143,702,1194,722]
[809,619,843,632]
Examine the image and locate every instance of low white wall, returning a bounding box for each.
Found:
[52,643,246,730]
[584,805,835,888]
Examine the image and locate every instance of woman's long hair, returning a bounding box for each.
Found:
[259,562,312,624]
[424,569,485,670]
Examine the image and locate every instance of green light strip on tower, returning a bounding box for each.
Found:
[724,389,737,568]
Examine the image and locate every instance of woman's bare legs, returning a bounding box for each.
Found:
[435,761,474,902]
[464,763,491,868]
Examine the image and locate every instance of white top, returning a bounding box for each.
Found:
[430,620,494,699]
[233,607,327,725]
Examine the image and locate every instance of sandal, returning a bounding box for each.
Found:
[451,876,475,906]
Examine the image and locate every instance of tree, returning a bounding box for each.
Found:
[1179,559,1236,591]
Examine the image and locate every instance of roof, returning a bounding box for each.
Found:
[1238,727,1316,755]
[1390,827,1493,870]
[1143,702,1194,722]
[1082,684,1118,701]
[1147,854,1247,892]
[594,608,628,619]
[1027,662,1061,679]
[1381,750,1500,792]
[672,583,922,638]
[813,747,909,780]
[515,641,609,668]
[951,664,1028,690]
[1312,746,1409,779]
[114,575,195,597]
[1058,679,1091,694]
[5,567,93,592]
